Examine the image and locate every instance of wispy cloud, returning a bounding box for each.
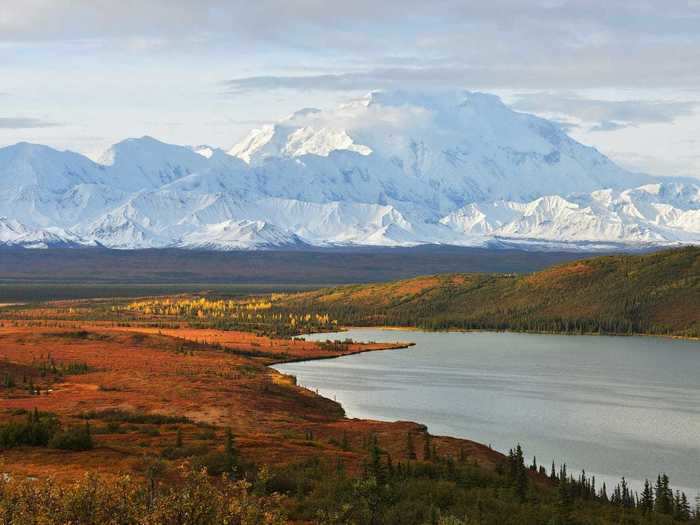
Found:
[588,121,628,133]
[223,69,476,94]
[511,92,698,131]
[0,117,62,129]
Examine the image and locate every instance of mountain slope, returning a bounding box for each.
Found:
[0,91,698,250]
[0,217,88,249]
[274,246,700,337]
[232,91,650,209]
[441,183,700,243]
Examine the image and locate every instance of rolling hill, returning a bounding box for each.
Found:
[275,246,700,338]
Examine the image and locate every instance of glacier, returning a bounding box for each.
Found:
[0,90,698,250]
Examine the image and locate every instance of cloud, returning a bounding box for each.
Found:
[0,117,61,129]
[588,121,628,133]
[223,70,470,93]
[4,1,700,91]
[551,120,580,133]
[511,92,698,131]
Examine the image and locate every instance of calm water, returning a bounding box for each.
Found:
[274,329,700,494]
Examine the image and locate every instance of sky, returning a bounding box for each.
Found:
[1,0,699,178]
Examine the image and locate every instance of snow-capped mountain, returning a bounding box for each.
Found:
[0,90,698,250]
[441,184,700,244]
[0,217,88,249]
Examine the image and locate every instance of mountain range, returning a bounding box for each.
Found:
[1,90,698,250]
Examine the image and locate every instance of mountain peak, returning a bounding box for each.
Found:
[98,136,212,190]
[1,91,697,251]
[363,89,505,111]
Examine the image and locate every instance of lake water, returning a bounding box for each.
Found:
[274,329,700,495]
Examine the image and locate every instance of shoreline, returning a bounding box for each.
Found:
[267,340,414,366]
[321,325,700,342]
[270,327,700,495]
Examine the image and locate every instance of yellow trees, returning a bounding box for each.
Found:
[123,296,337,335]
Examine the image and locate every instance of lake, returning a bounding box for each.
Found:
[273,329,700,495]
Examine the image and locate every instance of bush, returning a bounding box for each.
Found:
[48,424,93,451]
[0,469,286,524]
[192,451,237,476]
[161,444,209,460]
[0,411,58,449]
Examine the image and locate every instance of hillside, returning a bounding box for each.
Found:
[275,246,700,338]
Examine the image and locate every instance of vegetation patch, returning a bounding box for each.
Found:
[49,330,110,341]
[48,423,93,451]
[79,409,192,425]
[0,410,59,449]
[274,247,700,338]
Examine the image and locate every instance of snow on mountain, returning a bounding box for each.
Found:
[191,145,216,159]
[440,182,700,244]
[98,136,214,191]
[178,220,306,250]
[230,109,372,164]
[0,90,698,250]
[230,91,649,210]
[0,142,124,229]
[0,142,106,193]
[230,198,443,246]
[0,217,89,249]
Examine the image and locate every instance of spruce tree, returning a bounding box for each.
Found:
[679,492,691,521]
[655,473,673,514]
[225,427,236,459]
[370,440,387,485]
[406,432,416,460]
[640,479,654,513]
[423,433,432,461]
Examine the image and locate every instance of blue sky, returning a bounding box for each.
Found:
[1,0,699,178]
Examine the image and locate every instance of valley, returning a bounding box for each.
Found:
[6,3,700,523]
[1,247,698,523]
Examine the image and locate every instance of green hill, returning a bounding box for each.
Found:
[276,246,700,338]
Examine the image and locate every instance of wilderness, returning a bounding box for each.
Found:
[1,247,699,524]
[4,3,700,522]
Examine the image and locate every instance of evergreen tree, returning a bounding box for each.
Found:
[369,440,387,486]
[558,475,571,508]
[225,427,236,459]
[655,474,673,515]
[423,433,432,461]
[516,464,528,502]
[670,490,691,521]
[405,432,417,460]
[679,492,691,521]
[640,479,654,514]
